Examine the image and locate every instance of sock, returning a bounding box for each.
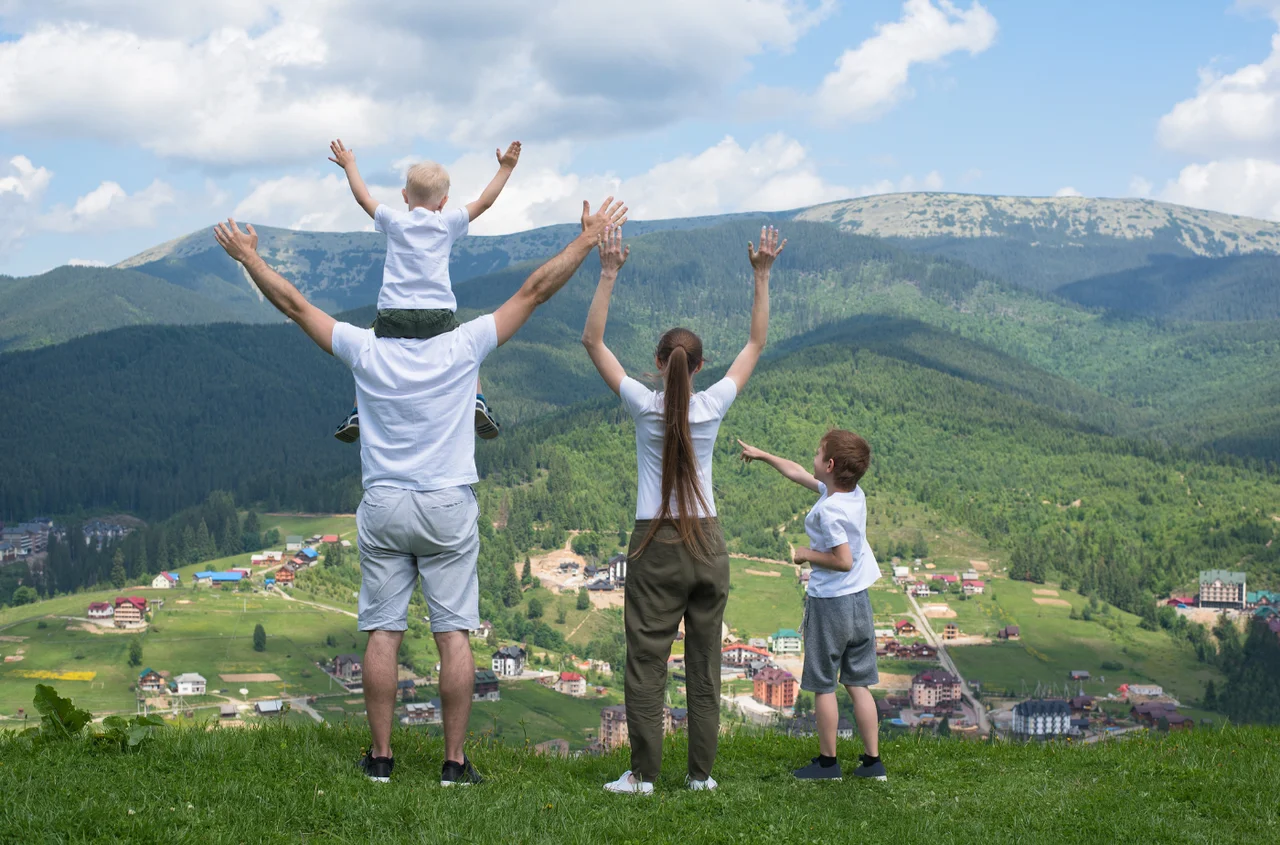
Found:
[818,754,838,768]
[861,753,880,765]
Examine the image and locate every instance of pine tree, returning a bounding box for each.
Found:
[556,606,567,625]
[253,623,266,652]
[938,715,952,737]
[521,557,533,586]
[577,587,590,611]
[128,639,143,667]
[110,548,127,589]
[195,520,215,562]
[1203,679,1218,711]
[181,526,197,564]
[527,598,543,620]
[502,564,521,607]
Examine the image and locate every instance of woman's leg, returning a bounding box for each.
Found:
[683,524,730,782]
[623,525,689,782]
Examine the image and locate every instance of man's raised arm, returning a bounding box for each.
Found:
[213,219,337,355]
[492,197,627,347]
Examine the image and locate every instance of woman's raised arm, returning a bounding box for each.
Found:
[725,225,785,392]
[580,226,630,395]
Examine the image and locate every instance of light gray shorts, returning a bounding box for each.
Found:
[356,484,480,634]
[801,589,879,693]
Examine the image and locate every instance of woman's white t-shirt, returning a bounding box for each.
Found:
[803,482,881,598]
[618,375,737,520]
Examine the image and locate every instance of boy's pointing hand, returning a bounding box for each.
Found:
[738,439,764,463]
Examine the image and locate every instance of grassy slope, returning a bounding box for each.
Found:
[1,724,1276,843]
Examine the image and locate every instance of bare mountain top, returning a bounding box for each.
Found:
[795,193,1280,257]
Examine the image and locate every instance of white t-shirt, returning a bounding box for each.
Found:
[619,375,737,520]
[374,204,470,311]
[803,482,880,598]
[330,315,497,491]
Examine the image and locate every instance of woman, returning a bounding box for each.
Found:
[581,224,785,793]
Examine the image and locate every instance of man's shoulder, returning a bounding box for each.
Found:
[331,322,375,368]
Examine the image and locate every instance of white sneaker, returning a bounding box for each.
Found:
[604,770,654,795]
[687,775,718,791]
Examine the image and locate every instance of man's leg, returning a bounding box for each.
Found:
[363,629,403,759]
[435,630,474,764]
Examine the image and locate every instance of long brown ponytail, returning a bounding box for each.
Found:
[633,328,713,562]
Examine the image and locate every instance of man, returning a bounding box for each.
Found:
[213,196,627,785]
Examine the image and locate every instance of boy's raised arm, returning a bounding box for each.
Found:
[328,139,378,219]
[738,439,821,492]
[467,141,521,222]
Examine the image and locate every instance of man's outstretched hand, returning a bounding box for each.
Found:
[581,197,628,241]
[748,225,786,272]
[213,219,259,265]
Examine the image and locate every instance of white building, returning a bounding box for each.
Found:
[607,553,627,584]
[769,629,802,654]
[491,645,526,677]
[1012,699,1071,738]
[174,673,207,696]
[469,620,494,639]
[150,572,179,589]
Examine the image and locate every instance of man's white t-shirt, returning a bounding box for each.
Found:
[330,315,497,491]
[619,376,737,520]
[803,482,880,598]
[374,204,470,311]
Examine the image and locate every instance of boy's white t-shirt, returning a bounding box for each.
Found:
[803,482,880,598]
[618,375,737,520]
[330,315,497,491]
[374,204,470,311]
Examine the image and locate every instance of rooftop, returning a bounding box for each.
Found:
[1200,570,1246,585]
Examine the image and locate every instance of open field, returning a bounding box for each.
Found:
[937,579,1221,703]
[723,558,803,639]
[2,724,1277,843]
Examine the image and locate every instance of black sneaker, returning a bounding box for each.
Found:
[358,750,394,783]
[793,757,843,781]
[853,756,887,781]
[334,407,360,443]
[441,756,484,787]
[474,395,500,440]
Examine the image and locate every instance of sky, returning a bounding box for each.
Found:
[1,0,1278,275]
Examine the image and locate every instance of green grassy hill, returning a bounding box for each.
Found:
[1,722,1276,843]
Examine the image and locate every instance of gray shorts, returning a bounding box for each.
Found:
[801,589,879,693]
[356,484,480,634]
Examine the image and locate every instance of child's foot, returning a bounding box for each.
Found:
[474,394,500,440]
[334,407,360,443]
[852,754,887,781]
[793,756,843,781]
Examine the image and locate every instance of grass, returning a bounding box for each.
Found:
[723,558,803,639]
[941,579,1221,702]
[1,722,1276,843]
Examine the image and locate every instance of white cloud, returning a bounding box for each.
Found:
[1160,158,1280,220]
[1157,27,1280,159]
[1054,186,1082,198]
[851,171,945,197]
[67,258,108,267]
[0,155,52,253]
[232,133,848,235]
[959,167,983,185]
[39,179,176,233]
[1128,176,1153,198]
[815,0,998,123]
[0,2,831,166]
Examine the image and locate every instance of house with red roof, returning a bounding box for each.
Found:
[722,644,772,667]
[150,571,179,589]
[895,619,918,636]
[113,596,147,628]
[963,579,986,595]
[932,574,959,584]
[274,567,295,585]
[87,601,113,619]
[553,671,587,697]
[321,534,340,544]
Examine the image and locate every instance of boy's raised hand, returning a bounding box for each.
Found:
[597,226,629,275]
[328,139,356,169]
[737,438,767,464]
[748,225,786,271]
[497,141,522,170]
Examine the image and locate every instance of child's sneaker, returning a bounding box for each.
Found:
[604,770,654,794]
[474,394,500,440]
[852,755,887,781]
[793,756,843,781]
[334,407,360,443]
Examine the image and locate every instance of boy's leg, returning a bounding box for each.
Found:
[845,685,879,757]
[334,394,360,442]
[474,375,500,439]
[814,692,841,758]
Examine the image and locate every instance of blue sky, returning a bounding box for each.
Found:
[1,0,1277,275]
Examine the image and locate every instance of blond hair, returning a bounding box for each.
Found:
[405,161,450,207]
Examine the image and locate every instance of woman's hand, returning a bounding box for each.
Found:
[598,226,629,276]
[748,225,786,272]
